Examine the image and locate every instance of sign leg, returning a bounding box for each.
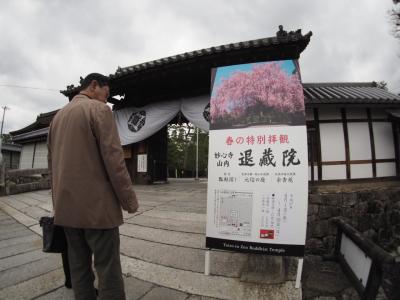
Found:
[204,250,210,275]
[295,258,304,288]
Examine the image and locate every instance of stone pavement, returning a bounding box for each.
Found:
[0,179,358,300]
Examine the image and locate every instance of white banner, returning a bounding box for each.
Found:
[181,95,210,131]
[114,97,210,145]
[114,101,180,145]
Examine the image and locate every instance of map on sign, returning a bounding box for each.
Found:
[214,190,253,237]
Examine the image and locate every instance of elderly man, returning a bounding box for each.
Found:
[48,73,138,300]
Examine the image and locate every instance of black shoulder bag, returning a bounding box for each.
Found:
[39,216,67,253]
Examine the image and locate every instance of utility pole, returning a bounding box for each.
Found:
[1,106,10,136]
[195,127,199,180]
[0,106,9,186]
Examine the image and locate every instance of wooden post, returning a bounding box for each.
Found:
[295,258,303,288]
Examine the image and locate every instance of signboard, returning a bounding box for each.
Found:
[206,60,308,256]
[137,154,147,172]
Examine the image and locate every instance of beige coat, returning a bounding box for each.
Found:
[48,94,138,228]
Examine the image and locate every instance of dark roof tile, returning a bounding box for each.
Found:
[303,83,400,105]
[61,27,312,96]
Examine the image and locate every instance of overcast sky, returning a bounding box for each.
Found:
[0,0,399,133]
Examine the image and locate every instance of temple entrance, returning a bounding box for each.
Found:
[122,121,209,184]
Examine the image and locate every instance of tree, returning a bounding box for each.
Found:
[185,129,209,176]
[391,0,400,39]
[0,134,12,143]
[167,123,209,177]
[210,62,304,126]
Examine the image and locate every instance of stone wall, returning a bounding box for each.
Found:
[306,183,400,299]
[3,168,50,195]
[306,184,400,257]
[6,180,50,195]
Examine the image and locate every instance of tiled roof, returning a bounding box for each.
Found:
[61,26,312,97]
[112,28,312,79]
[9,110,58,136]
[11,127,49,143]
[1,143,21,152]
[303,82,400,105]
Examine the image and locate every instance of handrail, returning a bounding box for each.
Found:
[332,217,396,300]
[333,217,394,265]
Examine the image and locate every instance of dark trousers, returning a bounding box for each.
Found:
[61,249,72,288]
[64,227,126,300]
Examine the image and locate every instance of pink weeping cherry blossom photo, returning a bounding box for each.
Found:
[210,60,305,130]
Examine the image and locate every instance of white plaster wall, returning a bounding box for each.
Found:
[322,165,346,180]
[373,122,395,159]
[308,166,318,181]
[19,144,34,169]
[318,108,341,120]
[346,108,367,119]
[350,164,373,179]
[33,142,48,169]
[347,122,371,160]
[376,162,396,177]
[320,123,345,161]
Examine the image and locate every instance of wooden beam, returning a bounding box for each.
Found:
[341,108,351,179]
[392,122,400,176]
[367,108,377,178]
[313,108,322,180]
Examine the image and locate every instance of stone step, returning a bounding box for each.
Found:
[0,239,42,259]
[0,268,65,300]
[120,254,300,300]
[155,205,206,214]
[140,286,189,300]
[122,205,155,219]
[29,223,43,236]
[140,209,206,223]
[0,234,40,249]
[19,192,51,203]
[1,198,30,210]
[34,285,74,300]
[0,223,27,235]
[120,223,205,249]
[9,194,45,207]
[20,205,49,220]
[120,235,247,277]
[36,202,52,212]
[0,254,61,289]
[0,228,33,241]
[0,219,16,226]
[0,202,37,227]
[35,276,156,300]
[125,214,205,234]
[0,248,52,272]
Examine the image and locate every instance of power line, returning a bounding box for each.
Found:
[0,84,59,92]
